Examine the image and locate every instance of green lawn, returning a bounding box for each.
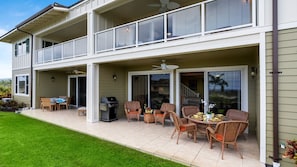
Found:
[0,112,185,167]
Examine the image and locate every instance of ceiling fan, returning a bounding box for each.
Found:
[148,0,180,13]
[67,69,86,75]
[152,60,179,70]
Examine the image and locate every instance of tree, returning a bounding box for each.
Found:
[208,73,228,92]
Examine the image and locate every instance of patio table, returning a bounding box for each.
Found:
[50,98,66,110]
[187,114,226,135]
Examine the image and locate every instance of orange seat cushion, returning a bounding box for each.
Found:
[128,111,139,115]
[155,113,164,117]
[215,134,224,141]
[180,125,187,132]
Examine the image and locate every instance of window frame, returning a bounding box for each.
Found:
[15,74,30,96]
[14,38,30,57]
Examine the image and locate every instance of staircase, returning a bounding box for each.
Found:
[180,83,200,106]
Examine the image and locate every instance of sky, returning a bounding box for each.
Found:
[0,0,79,79]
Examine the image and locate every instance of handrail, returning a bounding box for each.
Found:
[35,36,87,64]
[94,0,253,53]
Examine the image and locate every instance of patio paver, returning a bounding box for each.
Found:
[21,109,265,167]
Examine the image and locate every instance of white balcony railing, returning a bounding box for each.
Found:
[35,36,87,64]
[95,0,253,53]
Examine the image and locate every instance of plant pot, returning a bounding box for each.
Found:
[206,113,212,120]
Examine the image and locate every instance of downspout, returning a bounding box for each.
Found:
[270,0,282,165]
[16,28,33,108]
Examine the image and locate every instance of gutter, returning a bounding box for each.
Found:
[16,28,33,109]
[268,0,282,166]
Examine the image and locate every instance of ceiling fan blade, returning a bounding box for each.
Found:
[148,4,161,7]
[167,2,180,10]
[152,67,162,70]
[166,65,179,70]
[160,0,169,5]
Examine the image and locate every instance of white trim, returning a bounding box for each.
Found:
[176,65,248,116]
[278,21,297,31]
[259,32,266,163]
[32,70,36,109]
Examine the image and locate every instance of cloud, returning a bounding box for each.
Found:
[0,28,7,36]
[0,28,12,79]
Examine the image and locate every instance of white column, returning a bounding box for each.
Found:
[32,35,36,109]
[86,63,99,122]
[87,11,94,56]
[259,32,267,163]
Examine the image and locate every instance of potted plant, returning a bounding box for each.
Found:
[282,139,297,166]
[206,103,216,119]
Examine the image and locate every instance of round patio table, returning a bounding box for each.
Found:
[187,114,223,135]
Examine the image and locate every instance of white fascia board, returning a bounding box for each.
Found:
[90,32,261,64]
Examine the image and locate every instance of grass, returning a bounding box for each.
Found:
[0,112,185,167]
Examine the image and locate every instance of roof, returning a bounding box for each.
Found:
[0,1,84,43]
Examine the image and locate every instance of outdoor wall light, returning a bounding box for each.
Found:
[51,76,55,82]
[250,67,257,78]
[113,74,117,80]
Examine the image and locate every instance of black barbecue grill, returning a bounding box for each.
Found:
[100,96,119,122]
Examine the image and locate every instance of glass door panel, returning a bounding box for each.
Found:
[78,77,86,106]
[131,73,171,112]
[69,78,76,105]
[150,74,169,109]
[69,76,86,107]
[132,75,148,112]
[208,71,241,115]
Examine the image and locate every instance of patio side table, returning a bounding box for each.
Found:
[144,113,155,123]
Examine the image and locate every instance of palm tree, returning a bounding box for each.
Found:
[208,73,228,92]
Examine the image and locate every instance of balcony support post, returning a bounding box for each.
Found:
[86,63,99,123]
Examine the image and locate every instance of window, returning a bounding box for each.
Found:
[15,75,29,95]
[14,38,30,56]
[42,40,57,48]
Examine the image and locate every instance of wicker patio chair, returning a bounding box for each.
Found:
[182,105,200,118]
[226,109,249,121]
[124,101,142,122]
[58,96,71,110]
[226,109,249,134]
[206,120,249,160]
[154,103,175,126]
[40,98,56,111]
[169,111,197,144]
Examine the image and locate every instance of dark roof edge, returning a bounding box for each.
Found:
[1,0,85,42]
[16,1,85,28]
[16,3,66,28]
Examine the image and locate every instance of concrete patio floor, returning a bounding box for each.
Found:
[21,109,265,167]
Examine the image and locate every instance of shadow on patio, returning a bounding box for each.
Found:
[21,109,264,167]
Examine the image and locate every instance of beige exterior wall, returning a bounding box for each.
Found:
[266,28,297,166]
[99,64,127,118]
[12,36,31,70]
[35,71,68,108]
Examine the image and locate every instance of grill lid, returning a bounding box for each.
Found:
[101,96,118,103]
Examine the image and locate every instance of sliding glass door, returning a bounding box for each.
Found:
[129,72,172,112]
[69,76,86,107]
[207,70,242,115]
[178,66,247,116]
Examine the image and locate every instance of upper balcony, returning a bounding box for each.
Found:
[35,0,254,65]
[35,36,87,64]
[95,0,254,53]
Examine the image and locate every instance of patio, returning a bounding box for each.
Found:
[21,109,264,167]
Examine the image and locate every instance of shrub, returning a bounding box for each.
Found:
[0,100,26,112]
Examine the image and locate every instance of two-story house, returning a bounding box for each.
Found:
[1,0,297,166]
